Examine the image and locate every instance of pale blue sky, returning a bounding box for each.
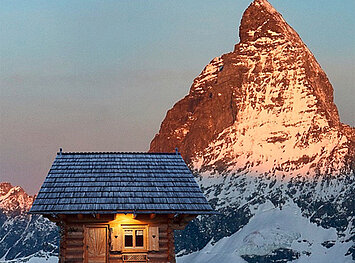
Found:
[1,0,354,194]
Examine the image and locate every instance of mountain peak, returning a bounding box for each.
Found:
[150,1,354,178]
[239,0,294,44]
[251,0,277,13]
[0,182,13,196]
[0,182,34,214]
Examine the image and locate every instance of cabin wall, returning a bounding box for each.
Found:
[59,223,84,263]
[167,221,176,263]
[57,214,175,263]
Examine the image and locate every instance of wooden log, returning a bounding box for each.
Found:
[65,254,83,259]
[158,232,167,238]
[159,239,168,244]
[65,248,83,255]
[167,221,176,263]
[65,249,83,253]
[148,253,170,261]
[66,240,84,247]
[64,259,84,263]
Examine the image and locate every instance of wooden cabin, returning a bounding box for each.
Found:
[30,151,214,263]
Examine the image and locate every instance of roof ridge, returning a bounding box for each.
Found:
[57,151,181,155]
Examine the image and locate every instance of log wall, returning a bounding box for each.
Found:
[55,214,176,263]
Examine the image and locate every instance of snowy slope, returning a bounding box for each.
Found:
[177,201,353,263]
[151,0,354,262]
[1,0,354,262]
[0,252,58,263]
[0,183,33,214]
[0,183,59,261]
[151,0,354,178]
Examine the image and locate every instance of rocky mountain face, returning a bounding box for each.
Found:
[0,182,34,214]
[1,1,353,262]
[0,182,59,261]
[151,0,354,262]
[150,0,354,178]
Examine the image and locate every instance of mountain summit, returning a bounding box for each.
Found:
[0,182,59,260]
[151,1,354,261]
[150,0,354,178]
[0,182,33,214]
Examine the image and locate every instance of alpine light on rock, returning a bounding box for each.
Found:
[150,0,354,262]
[149,0,354,178]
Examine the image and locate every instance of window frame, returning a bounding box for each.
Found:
[121,224,148,252]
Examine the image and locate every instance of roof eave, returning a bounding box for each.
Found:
[29,209,219,215]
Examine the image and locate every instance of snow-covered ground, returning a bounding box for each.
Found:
[0,252,57,263]
[25,257,57,263]
[0,257,57,263]
[2,201,352,263]
[177,201,353,263]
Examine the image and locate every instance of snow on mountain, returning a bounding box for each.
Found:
[150,0,354,178]
[1,0,353,262]
[0,183,34,214]
[0,182,59,261]
[150,0,354,262]
[0,251,58,263]
[177,201,353,263]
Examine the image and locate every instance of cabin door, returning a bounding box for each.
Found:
[85,226,108,263]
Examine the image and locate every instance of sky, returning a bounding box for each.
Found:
[1,0,354,195]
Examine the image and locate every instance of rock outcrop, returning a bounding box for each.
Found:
[149,0,354,178]
[150,0,354,261]
[0,182,34,214]
[0,182,59,260]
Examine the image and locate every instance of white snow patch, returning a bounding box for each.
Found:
[177,201,353,263]
[0,256,58,263]
[193,57,223,90]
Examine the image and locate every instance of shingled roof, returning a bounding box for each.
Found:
[30,151,214,215]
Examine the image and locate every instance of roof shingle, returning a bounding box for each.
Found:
[30,152,214,215]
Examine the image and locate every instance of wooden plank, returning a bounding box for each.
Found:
[147,253,169,259]
[148,226,159,251]
[110,226,122,252]
[67,238,84,243]
[65,254,84,259]
[66,240,84,247]
[67,232,84,237]
[152,247,168,252]
[64,259,84,263]
[66,249,84,255]
[65,248,83,254]
[167,222,176,263]
[86,227,107,263]
[157,234,167,239]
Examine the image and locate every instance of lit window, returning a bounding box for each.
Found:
[135,230,144,247]
[122,227,146,249]
[124,230,133,247]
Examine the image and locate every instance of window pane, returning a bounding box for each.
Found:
[124,230,133,247]
[136,230,144,247]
